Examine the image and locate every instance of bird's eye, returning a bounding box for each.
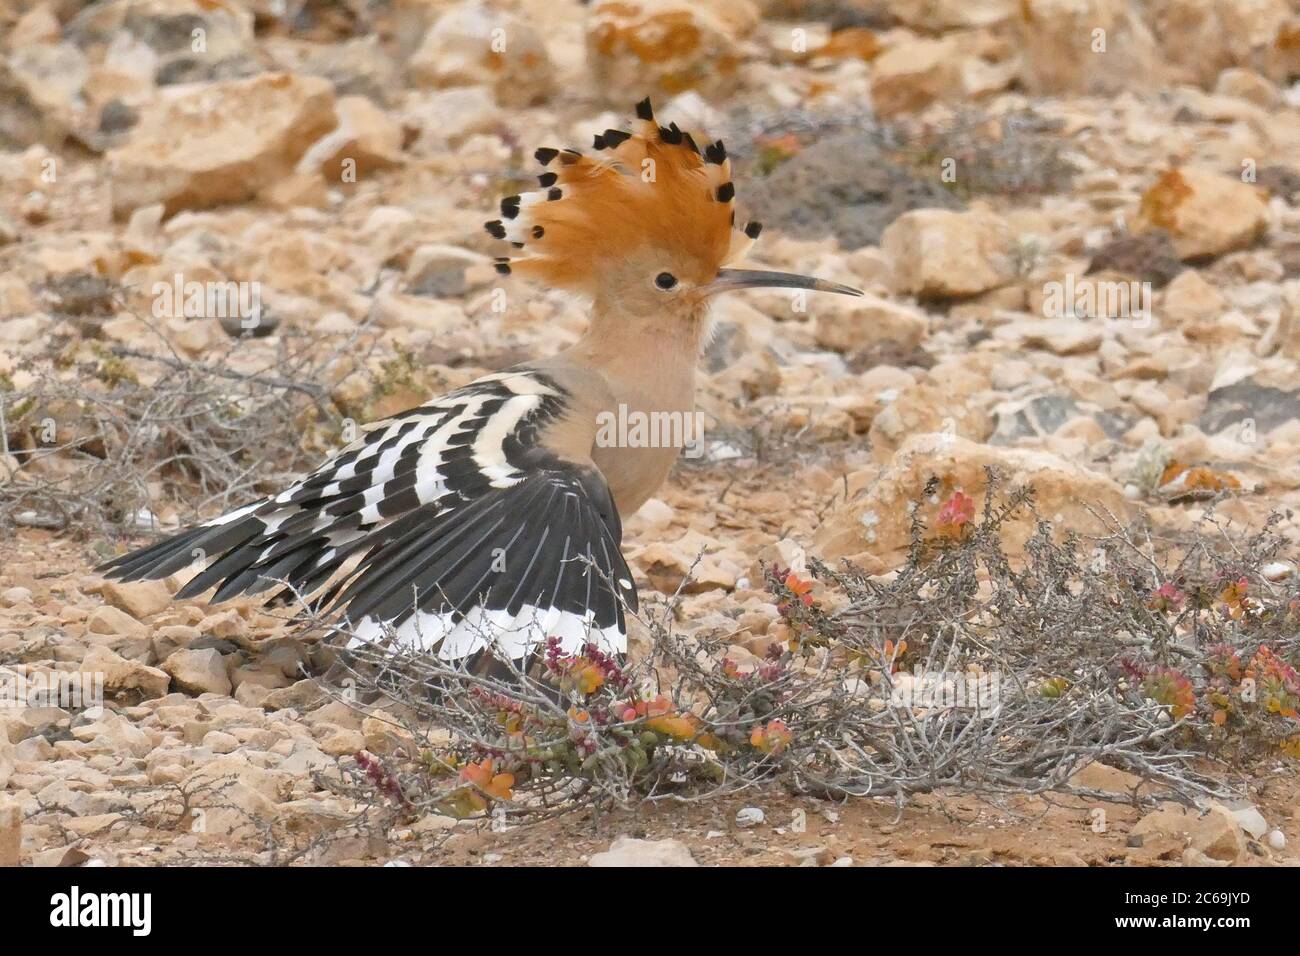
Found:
[654,272,678,290]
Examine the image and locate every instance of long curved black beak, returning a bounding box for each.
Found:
[704,268,863,297]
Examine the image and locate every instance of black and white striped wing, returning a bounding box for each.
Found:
[99,369,637,660]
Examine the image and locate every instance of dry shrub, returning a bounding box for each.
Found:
[322,474,1299,828]
[0,317,375,539]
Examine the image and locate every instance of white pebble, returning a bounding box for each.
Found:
[1268,829,1286,851]
[735,807,765,829]
[0,586,33,607]
[1231,805,1269,839]
[1261,561,1294,582]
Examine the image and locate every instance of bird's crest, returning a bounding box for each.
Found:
[484,98,761,292]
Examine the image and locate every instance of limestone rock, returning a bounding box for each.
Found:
[0,794,20,866]
[99,578,171,620]
[161,647,232,697]
[1019,0,1166,95]
[589,836,699,867]
[297,95,403,183]
[885,0,1015,30]
[0,737,14,790]
[1160,269,1228,329]
[86,604,149,642]
[409,1,556,107]
[586,0,753,103]
[107,73,337,218]
[81,645,170,699]
[867,381,993,463]
[182,753,290,838]
[869,36,965,117]
[882,209,1015,299]
[1,586,33,607]
[1132,803,1245,863]
[816,434,1132,567]
[814,293,928,354]
[1146,0,1292,87]
[1134,168,1268,261]
[1067,761,1145,795]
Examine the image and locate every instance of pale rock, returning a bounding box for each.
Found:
[885,0,1015,30]
[198,609,250,643]
[1134,168,1268,261]
[0,794,20,866]
[586,0,753,103]
[1268,829,1286,850]
[736,806,765,828]
[844,246,895,293]
[67,0,256,74]
[814,293,928,354]
[30,846,91,868]
[1146,0,1291,87]
[370,292,465,334]
[869,36,965,117]
[867,381,992,463]
[1132,803,1245,862]
[631,497,675,532]
[403,244,493,298]
[5,5,61,51]
[362,710,416,753]
[410,813,459,835]
[81,645,170,699]
[1215,67,1280,107]
[1189,805,1248,862]
[1181,847,1233,867]
[99,578,171,620]
[882,209,1015,299]
[1009,318,1103,356]
[409,1,556,106]
[317,726,367,757]
[162,648,233,697]
[86,605,149,642]
[1261,561,1294,581]
[278,742,333,776]
[589,835,699,867]
[1229,804,1269,839]
[151,624,200,662]
[299,35,399,105]
[403,86,499,152]
[232,679,273,708]
[182,753,290,838]
[660,90,725,131]
[202,730,240,754]
[1019,0,1165,95]
[297,95,403,182]
[107,73,337,218]
[15,736,55,761]
[0,586,33,607]
[0,737,13,790]
[1160,269,1228,329]
[789,845,835,866]
[817,434,1132,568]
[73,713,153,758]
[2,42,89,146]
[1067,761,1144,795]
[636,531,739,594]
[260,171,329,210]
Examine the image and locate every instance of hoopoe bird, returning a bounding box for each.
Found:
[100,99,861,668]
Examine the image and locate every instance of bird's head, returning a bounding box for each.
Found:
[484,98,861,318]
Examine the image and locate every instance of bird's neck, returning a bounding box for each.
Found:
[562,301,708,413]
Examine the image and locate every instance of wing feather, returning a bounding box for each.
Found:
[99,368,638,662]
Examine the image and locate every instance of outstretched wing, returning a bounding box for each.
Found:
[99,368,637,660]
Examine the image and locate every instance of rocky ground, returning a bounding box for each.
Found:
[3,0,1300,866]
